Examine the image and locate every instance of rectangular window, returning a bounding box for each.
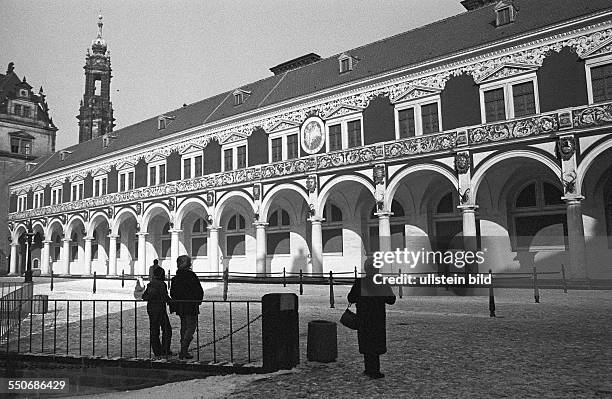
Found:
[237,145,246,168]
[94,176,107,197]
[17,195,27,212]
[322,228,343,254]
[71,182,84,201]
[398,108,415,138]
[287,134,299,159]
[497,7,511,25]
[128,172,134,190]
[329,124,342,151]
[227,235,246,256]
[194,155,203,177]
[22,107,31,118]
[224,149,233,171]
[10,138,20,154]
[51,187,62,205]
[512,81,536,117]
[484,88,506,122]
[34,191,43,208]
[119,170,135,192]
[271,137,282,162]
[149,166,156,186]
[14,104,21,115]
[267,232,290,255]
[119,174,126,192]
[421,103,439,134]
[71,245,78,262]
[183,158,192,179]
[347,120,362,148]
[161,240,171,258]
[191,237,207,257]
[591,63,612,103]
[159,165,166,184]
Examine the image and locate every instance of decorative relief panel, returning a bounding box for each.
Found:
[385,132,457,158]
[468,114,559,145]
[573,103,612,128]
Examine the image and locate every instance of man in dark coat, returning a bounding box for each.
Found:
[142,266,172,357]
[348,257,396,379]
[170,255,203,359]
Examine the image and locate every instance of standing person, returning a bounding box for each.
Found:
[142,266,172,358]
[170,255,203,360]
[347,257,396,379]
[149,259,161,281]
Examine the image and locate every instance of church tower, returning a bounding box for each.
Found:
[77,15,115,143]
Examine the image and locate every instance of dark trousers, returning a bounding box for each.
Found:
[148,308,172,356]
[364,353,380,375]
[179,314,197,353]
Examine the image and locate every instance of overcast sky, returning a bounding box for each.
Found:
[2,0,465,150]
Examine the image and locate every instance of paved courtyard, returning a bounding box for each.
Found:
[3,277,612,398]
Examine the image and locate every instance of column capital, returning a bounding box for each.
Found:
[136,232,148,237]
[562,195,585,205]
[169,229,182,234]
[84,236,94,242]
[10,242,19,247]
[374,211,393,218]
[42,240,53,245]
[253,221,269,228]
[308,216,325,224]
[62,238,71,243]
[207,225,222,232]
[457,204,479,212]
[108,234,119,239]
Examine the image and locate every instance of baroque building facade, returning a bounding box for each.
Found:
[6,0,612,284]
[0,62,57,274]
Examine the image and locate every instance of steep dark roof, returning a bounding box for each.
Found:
[12,0,612,183]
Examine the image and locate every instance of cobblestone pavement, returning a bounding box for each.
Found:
[225,284,612,399]
[9,278,612,398]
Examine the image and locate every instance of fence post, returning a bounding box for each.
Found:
[533,266,540,303]
[398,269,403,299]
[299,269,303,295]
[329,271,335,308]
[489,270,496,317]
[283,267,286,287]
[561,264,568,293]
[223,267,229,301]
[167,269,172,291]
[354,266,357,280]
[93,271,97,294]
[262,293,299,372]
[121,270,124,288]
[50,270,54,292]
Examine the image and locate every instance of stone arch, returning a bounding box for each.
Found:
[65,214,86,237]
[317,174,375,214]
[472,150,562,200]
[45,219,64,240]
[112,207,139,235]
[577,136,612,195]
[386,164,459,210]
[214,191,255,226]
[142,203,172,231]
[260,183,309,223]
[87,211,111,237]
[176,196,210,223]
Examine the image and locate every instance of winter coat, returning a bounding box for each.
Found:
[170,269,204,315]
[142,279,171,314]
[347,277,396,355]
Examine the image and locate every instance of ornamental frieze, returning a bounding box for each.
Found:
[385,131,457,158]
[468,114,558,145]
[573,103,612,128]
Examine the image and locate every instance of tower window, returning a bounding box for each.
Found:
[234,92,243,106]
[94,80,101,96]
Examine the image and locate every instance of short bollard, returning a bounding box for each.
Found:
[533,266,540,303]
[299,269,303,295]
[354,266,358,280]
[561,264,568,293]
[489,269,496,317]
[329,271,334,308]
[50,271,54,291]
[168,269,172,290]
[121,270,125,288]
[398,268,403,299]
[93,271,97,294]
[283,267,287,287]
[262,293,299,372]
[307,320,337,363]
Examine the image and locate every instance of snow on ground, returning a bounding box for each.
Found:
[66,370,296,399]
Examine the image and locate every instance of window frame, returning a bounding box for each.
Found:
[93,174,108,197]
[10,136,33,155]
[51,185,62,205]
[147,160,167,186]
[17,194,27,212]
[585,54,612,105]
[118,167,135,192]
[324,114,364,152]
[221,140,248,172]
[71,180,84,201]
[267,128,300,163]
[33,190,44,209]
[394,94,442,139]
[479,72,540,123]
[181,151,204,180]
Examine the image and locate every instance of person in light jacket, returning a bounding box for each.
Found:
[142,266,172,357]
[348,257,396,379]
[170,255,203,360]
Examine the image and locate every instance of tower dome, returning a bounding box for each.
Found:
[91,14,107,54]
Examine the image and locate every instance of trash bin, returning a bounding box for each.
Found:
[32,295,48,314]
[307,320,337,363]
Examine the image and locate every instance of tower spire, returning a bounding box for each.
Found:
[97,14,103,38]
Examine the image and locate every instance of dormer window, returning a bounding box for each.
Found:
[158,115,175,130]
[232,89,251,106]
[495,2,516,27]
[338,54,353,74]
[60,150,72,161]
[20,89,28,97]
